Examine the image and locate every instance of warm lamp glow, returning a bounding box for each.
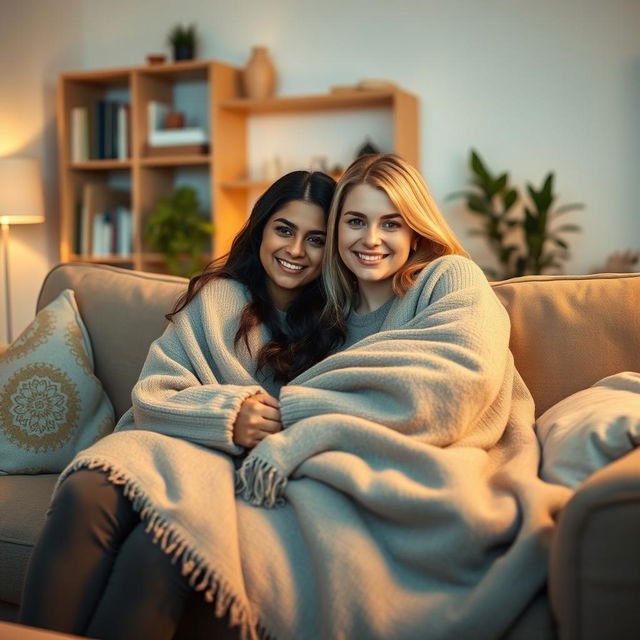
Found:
[0,158,45,224]
[0,157,45,343]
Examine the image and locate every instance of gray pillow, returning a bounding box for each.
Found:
[536,371,640,488]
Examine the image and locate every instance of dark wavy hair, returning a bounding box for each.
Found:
[167,170,342,383]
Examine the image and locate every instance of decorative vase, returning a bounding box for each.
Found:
[242,46,276,99]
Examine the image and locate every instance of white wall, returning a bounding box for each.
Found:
[1,0,639,340]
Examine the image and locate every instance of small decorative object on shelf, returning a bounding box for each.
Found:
[262,156,283,181]
[591,249,639,274]
[165,111,185,129]
[356,79,399,91]
[168,23,197,61]
[309,155,330,173]
[146,54,166,65]
[146,100,208,156]
[145,186,214,277]
[356,138,380,158]
[242,46,277,99]
[330,79,399,93]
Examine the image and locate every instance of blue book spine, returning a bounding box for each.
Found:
[96,100,107,159]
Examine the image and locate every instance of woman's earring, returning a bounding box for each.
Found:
[412,238,419,252]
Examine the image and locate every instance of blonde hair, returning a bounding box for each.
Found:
[322,153,467,321]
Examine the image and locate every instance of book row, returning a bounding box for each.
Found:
[74,183,133,257]
[70,100,131,162]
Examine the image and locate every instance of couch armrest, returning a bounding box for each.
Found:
[549,447,640,640]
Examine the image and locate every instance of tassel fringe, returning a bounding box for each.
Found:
[54,457,278,640]
[234,456,287,508]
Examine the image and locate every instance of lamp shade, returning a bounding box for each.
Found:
[0,157,45,225]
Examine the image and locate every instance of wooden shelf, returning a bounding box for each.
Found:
[219,89,407,114]
[58,58,419,274]
[70,160,133,170]
[140,155,211,167]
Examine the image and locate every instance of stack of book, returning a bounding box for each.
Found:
[146,101,209,156]
[70,101,131,162]
[75,183,133,257]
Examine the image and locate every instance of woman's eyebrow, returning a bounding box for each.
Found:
[274,217,326,235]
[274,217,297,229]
[343,211,402,220]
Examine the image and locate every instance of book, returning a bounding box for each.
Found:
[96,100,107,159]
[149,128,208,146]
[117,103,129,160]
[70,107,89,162]
[115,206,133,256]
[79,183,130,255]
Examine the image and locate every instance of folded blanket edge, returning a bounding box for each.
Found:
[235,455,288,508]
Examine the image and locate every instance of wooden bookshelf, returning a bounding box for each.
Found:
[57,59,420,273]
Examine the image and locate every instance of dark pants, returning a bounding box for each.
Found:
[19,469,240,640]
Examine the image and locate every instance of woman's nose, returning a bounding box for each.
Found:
[286,237,306,257]
[363,227,381,247]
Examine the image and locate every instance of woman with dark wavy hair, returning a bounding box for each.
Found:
[20,170,340,639]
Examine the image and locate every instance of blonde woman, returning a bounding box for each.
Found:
[234,154,569,639]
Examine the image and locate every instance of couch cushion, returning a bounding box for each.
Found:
[37,263,188,421]
[0,290,114,474]
[492,272,640,416]
[0,474,58,605]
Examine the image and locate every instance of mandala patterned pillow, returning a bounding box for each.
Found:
[0,289,115,474]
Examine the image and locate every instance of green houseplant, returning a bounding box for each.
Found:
[144,186,213,277]
[448,149,583,279]
[168,23,197,61]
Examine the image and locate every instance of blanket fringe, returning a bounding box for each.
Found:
[55,457,276,640]
[234,456,287,508]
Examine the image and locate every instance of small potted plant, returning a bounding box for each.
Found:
[144,185,213,277]
[168,23,197,61]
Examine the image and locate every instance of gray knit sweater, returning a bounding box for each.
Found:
[116,277,279,455]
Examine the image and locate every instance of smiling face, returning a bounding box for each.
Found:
[259,199,327,310]
[338,183,415,307]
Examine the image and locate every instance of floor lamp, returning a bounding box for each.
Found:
[0,158,45,344]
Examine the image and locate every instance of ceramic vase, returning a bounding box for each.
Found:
[242,46,276,99]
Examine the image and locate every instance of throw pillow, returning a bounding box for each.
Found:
[536,371,640,488]
[0,289,115,474]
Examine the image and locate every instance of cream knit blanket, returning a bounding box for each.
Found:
[57,256,571,640]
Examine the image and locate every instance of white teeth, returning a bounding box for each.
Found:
[357,253,386,262]
[277,258,304,271]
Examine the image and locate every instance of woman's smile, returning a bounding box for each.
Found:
[275,257,306,272]
[353,251,389,265]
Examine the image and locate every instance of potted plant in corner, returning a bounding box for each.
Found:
[144,185,213,277]
[448,149,583,279]
[168,23,197,61]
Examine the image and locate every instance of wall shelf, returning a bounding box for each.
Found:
[58,59,419,273]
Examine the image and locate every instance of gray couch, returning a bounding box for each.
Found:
[1,262,639,639]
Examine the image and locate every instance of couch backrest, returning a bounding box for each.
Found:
[38,263,640,421]
[492,271,640,416]
[37,263,187,420]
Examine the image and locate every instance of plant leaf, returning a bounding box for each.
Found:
[471,149,493,185]
[553,223,581,233]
